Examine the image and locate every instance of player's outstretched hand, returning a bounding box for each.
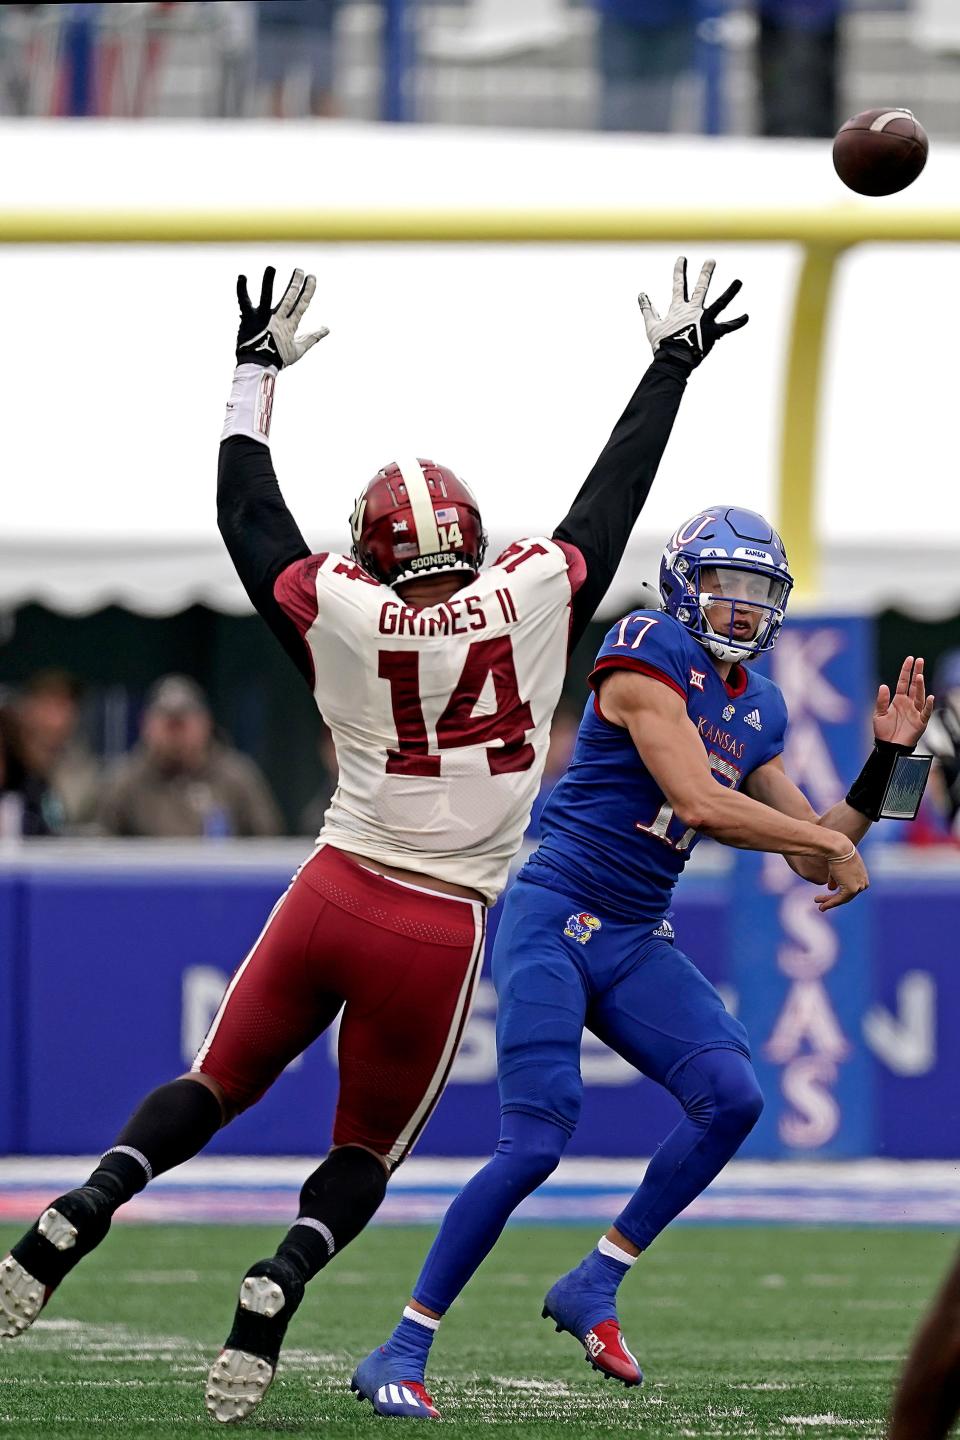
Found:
[236,266,329,370]
[638,256,748,369]
[815,845,869,913]
[873,655,934,749]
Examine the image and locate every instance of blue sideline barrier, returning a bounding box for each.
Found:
[0,874,19,1153]
[1,841,958,1159]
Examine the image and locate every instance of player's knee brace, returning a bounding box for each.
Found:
[492,1110,569,1199]
[276,1145,388,1283]
[673,1048,764,1145]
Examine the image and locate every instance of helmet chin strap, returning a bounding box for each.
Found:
[698,602,751,664]
[704,635,746,663]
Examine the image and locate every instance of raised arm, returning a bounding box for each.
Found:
[597,667,869,912]
[554,258,748,648]
[217,266,329,684]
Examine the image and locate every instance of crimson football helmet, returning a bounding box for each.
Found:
[349,457,487,587]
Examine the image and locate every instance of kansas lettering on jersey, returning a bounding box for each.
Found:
[273,539,586,904]
[523,609,788,923]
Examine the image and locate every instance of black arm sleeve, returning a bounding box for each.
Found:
[217,435,314,684]
[553,352,691,650]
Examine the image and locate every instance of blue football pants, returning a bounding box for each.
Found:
[413,1048,762,1315]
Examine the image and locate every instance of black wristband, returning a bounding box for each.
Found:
[654,345,697,377]
[846,739,915,821]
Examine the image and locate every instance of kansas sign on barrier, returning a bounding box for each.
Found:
[2,617,958,1158]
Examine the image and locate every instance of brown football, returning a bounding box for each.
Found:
[832,108,928,196]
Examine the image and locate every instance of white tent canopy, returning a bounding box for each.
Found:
[2,120,959,618]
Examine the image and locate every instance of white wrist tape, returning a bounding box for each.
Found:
[221,363,278,445]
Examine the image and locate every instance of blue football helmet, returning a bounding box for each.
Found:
[659,506,793,663]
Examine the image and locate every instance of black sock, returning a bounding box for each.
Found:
[11,1187,116,1288]
[275,1146,388,1284]
[10,1081,223,1293]
[87,1078,224,1208]
[221,1147,389,1364]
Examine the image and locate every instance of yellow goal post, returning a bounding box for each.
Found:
[6,206,960,599]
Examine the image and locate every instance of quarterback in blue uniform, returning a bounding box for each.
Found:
[352,516,933,1413]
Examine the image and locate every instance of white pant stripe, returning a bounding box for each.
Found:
[192,883,293,1071]
[386,905,486,1165]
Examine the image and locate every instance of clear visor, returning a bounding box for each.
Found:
[699,566,788,609]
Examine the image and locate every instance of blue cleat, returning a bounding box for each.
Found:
[350,1346,441,1420]
[542,1266,643,1387]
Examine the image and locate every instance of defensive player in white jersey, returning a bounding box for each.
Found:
[0,260,748,1421]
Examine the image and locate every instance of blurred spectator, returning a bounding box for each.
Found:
[298,723,339,836]
[916,650,960,839]
[0,705,36,838]
[526,698,583,840]
[0,4,43,117]
[214,0,256,118]
[757,0,842,138]
[0,670,97,836]
[594,0,697,133]
[0,684,65,836]
[254,0,340,118]
[14,669,100,831]
[97,674,282,838]
[0,709,14,837]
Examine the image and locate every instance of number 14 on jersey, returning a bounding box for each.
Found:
[379,637,535,777]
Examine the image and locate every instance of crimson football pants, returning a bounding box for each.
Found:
[193,845,486,1165]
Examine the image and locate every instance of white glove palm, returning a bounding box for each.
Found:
[638,256,747,368]
[236,267,329,369]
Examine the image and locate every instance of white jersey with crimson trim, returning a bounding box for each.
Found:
[274,537,586,903]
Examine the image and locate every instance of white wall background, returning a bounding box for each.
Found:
[2,121,958,616]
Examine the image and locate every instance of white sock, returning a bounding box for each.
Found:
[597,1234,638,1268]
[403,1304,441,1331]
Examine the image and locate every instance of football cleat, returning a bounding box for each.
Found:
[205,1348,276,1424]
[1,1186,115,1338]
[0,1256,47,1339]
[351,1347,441,1419]
[205,1257,304,1422]
[542,1274,643,1387]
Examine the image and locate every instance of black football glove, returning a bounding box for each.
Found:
[235,265,329,369]
[639,256,747,370]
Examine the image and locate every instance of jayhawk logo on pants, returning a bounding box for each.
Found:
[563,912,602,945]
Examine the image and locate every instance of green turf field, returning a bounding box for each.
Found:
[0,1222,954,1438]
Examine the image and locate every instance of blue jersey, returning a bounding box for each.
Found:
[521,610,788,923]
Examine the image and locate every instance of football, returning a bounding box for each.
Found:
[832,107,929,196]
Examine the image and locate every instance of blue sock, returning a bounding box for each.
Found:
[575,1246,632,1302]
[548,1240,634,1334]
[380,1312,437,1381]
